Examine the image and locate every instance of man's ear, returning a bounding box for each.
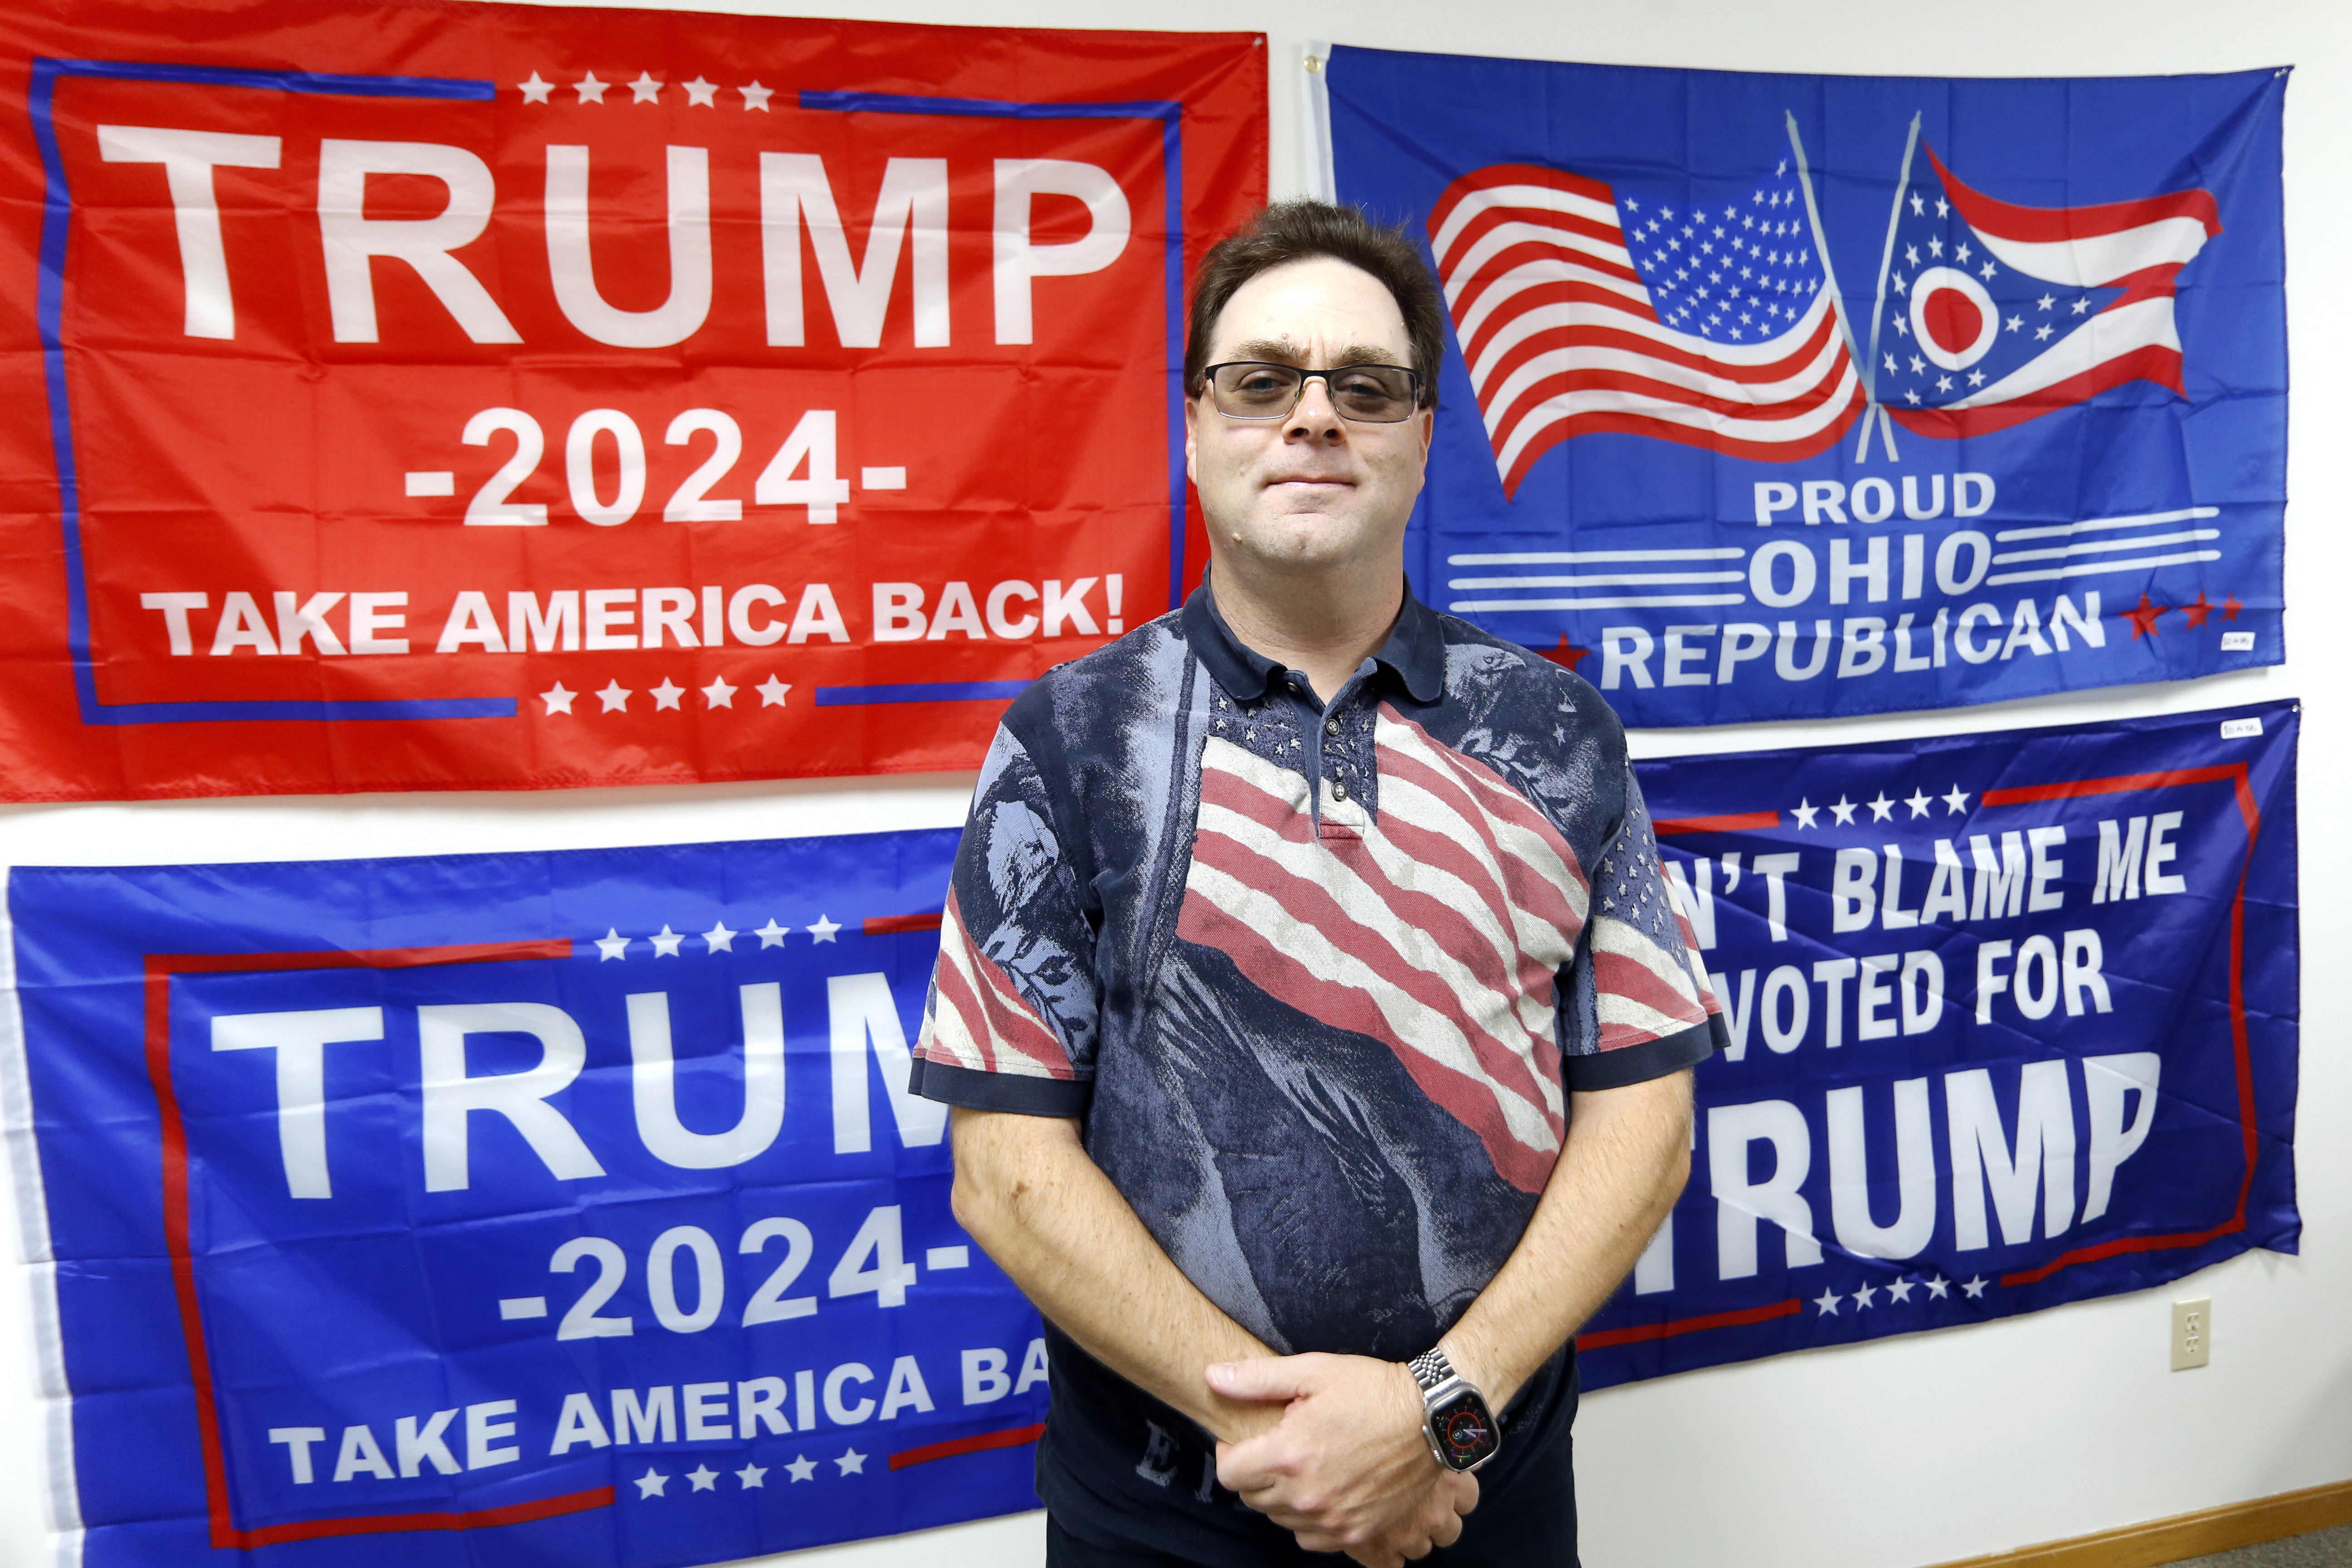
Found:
[1183,393,1200,483]
[1414,407,1434,463]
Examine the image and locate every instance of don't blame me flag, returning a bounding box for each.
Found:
[1324,50,2287,726]
[1578,700,2300,1387]
[2,831,1048,1567]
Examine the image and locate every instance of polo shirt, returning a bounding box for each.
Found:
[910,581,1721,1562]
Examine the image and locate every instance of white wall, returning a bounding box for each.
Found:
[3,3,2344,1566]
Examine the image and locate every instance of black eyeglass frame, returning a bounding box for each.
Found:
[1197,360,1426,424]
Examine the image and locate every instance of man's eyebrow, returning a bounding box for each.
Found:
[1223,339,1409,367]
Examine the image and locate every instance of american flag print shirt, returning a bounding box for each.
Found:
[910,584,1720,1541]
[916,581,1720,1332]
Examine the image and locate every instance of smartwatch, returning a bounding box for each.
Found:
[1408,1347,1500,1473]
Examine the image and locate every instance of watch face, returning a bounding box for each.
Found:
[1431,1389,1499,1469]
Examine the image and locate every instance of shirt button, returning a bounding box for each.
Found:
[1325,719,1341,736]
[1331,780,1348,801]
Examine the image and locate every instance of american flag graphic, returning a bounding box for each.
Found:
[1428,162,1865,498]
[1172,708,1713,1195]
[1880,147,2222,438]
[924,886,1080,1081]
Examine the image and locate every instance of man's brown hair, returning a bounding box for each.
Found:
[1183,200,1443,409]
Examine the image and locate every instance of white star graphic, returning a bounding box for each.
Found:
[2037,293,2056,311]
[595,927,630,961]
[634,1467,668,1498]
[1791,798,1820,829]
[1935,196,1949,217]
[835,1449,867,1475]
[757,675,792,707]
[1905,789,1932,818]
[2071,296,2092,315]
[1936,374,1954,393]
[683,76,719,107]
[597,680,631,712]
[541,682,576,715]
[1867,792,1895,822]
[1943,785,1970,815]
[755,918,789,948]
[628,71,663,103]
[736,1462,768,1488]
[650,924,685,957]
[703,920,736,952]
[1980,260,1997,280]
[1830,795,1858,825]
[574,72,608,103]
[1925,1274,1952,1299]
[518,71,554,104]
[1967,370,1986,387]
[1886,1277,1916,1303]
[1909,353,1926,374]
[651,678,684,711]
[1852,1283,1878,1309]
[785,1454,817,1481]
[702,676,736,708]
[1813,1288,1842,1317]
[740,80,774,110]
[1963,1276,1989,1299]
[2006,313,2024,332]
[686,1464,719,1492]
[1905,389,1921,405]
[808,914,841,944]
[2034,323,2054,342]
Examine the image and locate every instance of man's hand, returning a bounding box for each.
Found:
[1208,1354,1477,1565]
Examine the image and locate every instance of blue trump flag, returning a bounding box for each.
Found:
[1578,700,2299,1386]
[1325,49,2287,724]
[3,833,1045,1566]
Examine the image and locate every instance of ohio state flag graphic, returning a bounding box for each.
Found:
[0,0,1265,799]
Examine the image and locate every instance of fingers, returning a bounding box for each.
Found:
[1443,1469,1480,1516]
[1205,1352,1324,1404]
[1426,1492,1466,1550]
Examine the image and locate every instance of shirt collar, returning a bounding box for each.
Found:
[1181,574,1446,706]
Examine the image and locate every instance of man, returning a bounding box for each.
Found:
[910,200,1722,1567]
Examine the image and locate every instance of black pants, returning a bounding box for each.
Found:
[1042,1418,1578,1568]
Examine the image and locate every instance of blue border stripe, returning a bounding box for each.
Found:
[815,681,1031,706]
[32,58,498,728]
[94,697,517,722]
[38,57,492,100]
[801,89,1190,614]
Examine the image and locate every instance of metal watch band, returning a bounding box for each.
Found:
[1408,1348,1455,1396]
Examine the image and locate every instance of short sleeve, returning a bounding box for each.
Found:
[909,723,1100,1117]
[1560,762,1723,1092]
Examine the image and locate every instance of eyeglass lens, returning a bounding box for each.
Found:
[1207,363,1419,422]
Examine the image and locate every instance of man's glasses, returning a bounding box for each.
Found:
[1200,362,1423,423]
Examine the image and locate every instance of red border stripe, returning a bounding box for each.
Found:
[1579,1298,1801,1349]
[889,1422,1047,1470]
[235,1486,616,1546]
[865,911,945,935]
[144,938,609,1548]
[1653,811,1779,836]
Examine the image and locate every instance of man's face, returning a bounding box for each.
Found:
[1185,256,1433,578]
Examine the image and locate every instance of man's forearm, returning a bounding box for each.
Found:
[1439,1070,1694,1409]
[948,1105,1281,1443]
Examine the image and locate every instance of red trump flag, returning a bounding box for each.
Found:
[0,0,1265,798]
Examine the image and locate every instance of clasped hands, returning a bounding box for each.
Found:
[1207,1353,1479,1567]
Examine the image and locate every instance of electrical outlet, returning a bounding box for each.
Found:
[2171,1298,2211,1370]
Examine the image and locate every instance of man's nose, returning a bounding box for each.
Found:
[1284,373,1347,440]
